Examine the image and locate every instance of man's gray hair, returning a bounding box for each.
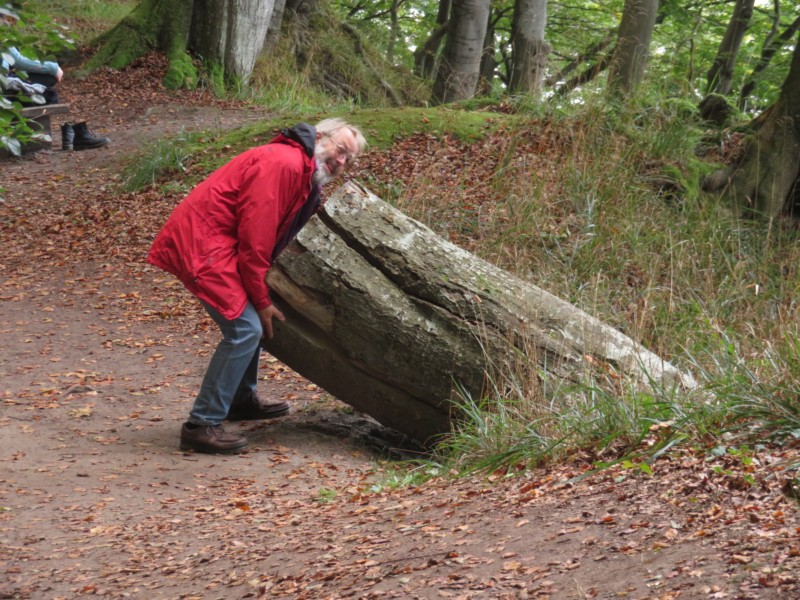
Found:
[316,118,367,155]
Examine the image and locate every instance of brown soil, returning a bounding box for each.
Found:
[1,55,799,600]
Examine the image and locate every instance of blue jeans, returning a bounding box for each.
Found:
[188,301,262,426]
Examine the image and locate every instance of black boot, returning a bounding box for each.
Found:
[72,122,110,151]
[60,123,74,151]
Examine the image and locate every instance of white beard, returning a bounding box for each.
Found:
[312,144,335,186]
[312,164,334,186]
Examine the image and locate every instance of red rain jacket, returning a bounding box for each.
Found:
[147,125,316,320]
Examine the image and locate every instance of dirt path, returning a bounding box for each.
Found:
[1,57,799,599]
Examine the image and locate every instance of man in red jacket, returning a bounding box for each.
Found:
[148,118,366,453]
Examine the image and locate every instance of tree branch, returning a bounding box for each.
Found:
[546,30,615,87]
[739,12,800,110]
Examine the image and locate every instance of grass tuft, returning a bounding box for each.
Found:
[123,133,195,191]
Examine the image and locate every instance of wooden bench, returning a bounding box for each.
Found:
[16,103,70,153]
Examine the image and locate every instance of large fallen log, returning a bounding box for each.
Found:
[266,181,697,445]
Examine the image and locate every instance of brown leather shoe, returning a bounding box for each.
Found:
[180,423,248,454]
[227,392,290,421]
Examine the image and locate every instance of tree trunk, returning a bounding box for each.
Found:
[414,23,449,79]
[188,1,226,72]
[88,0,273,88]
[265,182,698,444]
[263,0,287,53]
[286,0,320,13]
[508,0,549,96]
[414,0,451,79]
[431,0,491,105]
[712,35,800,218]
[555,52,612,98]
[706,0,754,96]
[190,0,274,84]
[607,0,658,98]
[86,0,195,88]
[477,9,496,94]
[387,0,401,63]
[547,29,614,93]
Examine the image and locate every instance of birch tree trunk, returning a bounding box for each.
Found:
[508,0,550,96]
[265,182,698,444]
[431,0,491,104]
[607,0,658,98]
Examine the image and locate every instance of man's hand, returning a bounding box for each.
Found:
[258,305,285,340]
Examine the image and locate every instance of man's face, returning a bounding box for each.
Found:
[313,130,358,186]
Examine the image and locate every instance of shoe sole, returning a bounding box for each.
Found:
[179,441,248,454]
[226,406,291,422]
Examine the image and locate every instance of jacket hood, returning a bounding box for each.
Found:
[278,122,316,158]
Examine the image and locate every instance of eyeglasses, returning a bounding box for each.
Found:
[325,133,356,165]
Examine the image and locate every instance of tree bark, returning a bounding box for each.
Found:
[88,0,273,87]
[387,0,401,63]
[607,0,658,98]
[263,0,287,53]
[190,0,274,84]
[711,35,800,218]
[265,182,698,444]
[477,9,496,94]
[414,22,449,79]
[413,0,451,79]
[705,0,754,96]
[86,0,195,87]
[431,0,491,105]
[508,0,549,96]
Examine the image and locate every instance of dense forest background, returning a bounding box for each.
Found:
[8,1,799,110]
[89,0,800,113]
